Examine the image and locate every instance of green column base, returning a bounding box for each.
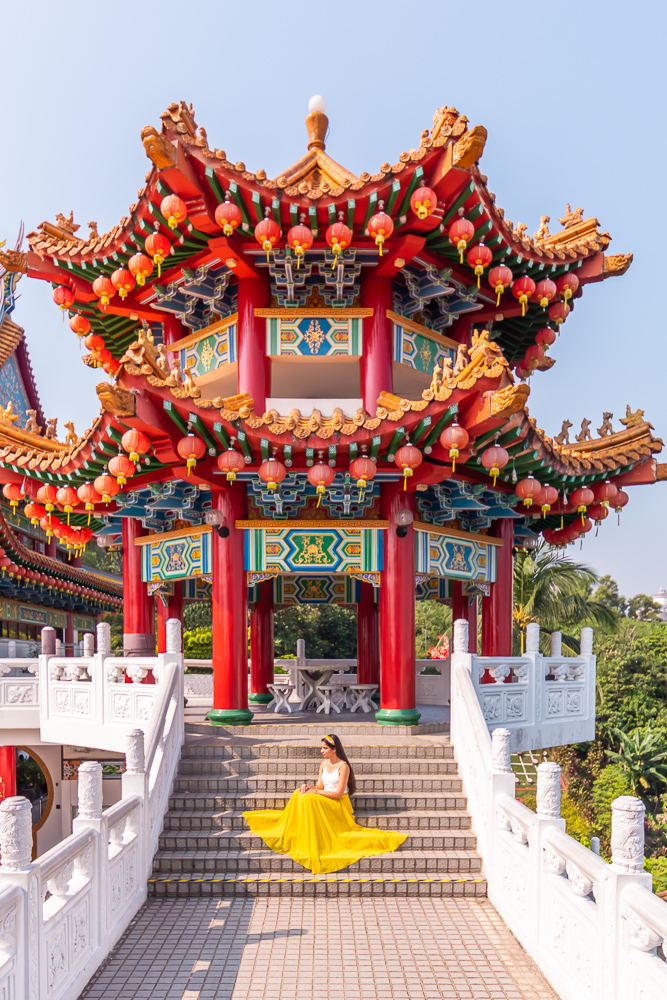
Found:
[248,692,273,704]
[375,708,421,727]
[206,708,254,727]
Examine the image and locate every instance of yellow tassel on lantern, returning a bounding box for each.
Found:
[450,448,459,472]
[316,484,325,507]
[403,469,413,490]
[376,235,385,257]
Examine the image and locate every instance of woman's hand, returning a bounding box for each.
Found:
[299,783,310,794]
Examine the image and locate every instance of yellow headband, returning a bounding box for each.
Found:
[323,736,336,747]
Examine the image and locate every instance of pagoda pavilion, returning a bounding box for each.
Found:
[0,97,662,725]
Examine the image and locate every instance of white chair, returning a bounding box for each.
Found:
[347,684,378,714]
[315,685,341,715]
[267,683,295,714]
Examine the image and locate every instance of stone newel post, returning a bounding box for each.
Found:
[82,632,95,657]
[536,761,562,819]
[41,626,56,655]
[491,728,512,774]
[550,631,562,657]
[166,618,182,655]
[525,622,540,654]
[0,797,33,871]
[125,729,146,775]
[580,627,594,656]
[97,621,111,654]
[611,795,645,873]
[77,762,103,819]
[453,618,469,654]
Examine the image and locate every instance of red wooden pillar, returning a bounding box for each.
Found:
[207,484,252,726]
[249,579,274,704]
[452,582,478,655]
[122,518,155,655]
[156,582,183,654]
[64,611,75,657]
[237,273,270,413]
[0,746,16,804]
[481,520,514,657]
[377,482,419,726]
[357,581,380,694]
[163,314,185,347]
[360,269,393,415]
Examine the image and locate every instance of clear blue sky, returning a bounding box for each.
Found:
[1,0,664,599]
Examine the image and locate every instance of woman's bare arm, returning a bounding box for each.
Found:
[300,762,324,794]
[315,762,349,800]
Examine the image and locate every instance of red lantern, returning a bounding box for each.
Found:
[448,217,475,263]
[2,483,24,511]
[557,272,579,305]
[69,314,91,339]
[536,484,558,516]
[367,201,394,256]
[534,279,557,309]
[145,231,171,277]
[77,482,100,525]
[516,476,541,507]
[111,268,135,299]
[97,348,112,367]
[488,264,513,306]
[614,489,629,524]
[94,474,119,504]
[536,328,556,348]
[217,447,245,482]
[104,357,121,377]
[258,458,287,492]
[215,197,242,236]
[570,486,594,525]
[410,186,438,220]
[177,434,206,475]
[592,480,618,508]
[395,444,422,489]
[24,502,46,525]
[512,276,536,316]
[36,484,58,520]
[349,455,376,493]
[480,445,509,486]
[307,461,336,505]
[254,209,281,262]
[439,422,469,472]
[467,244,492,287]
[549,302,570,327]
[287,218,313,268]
[121,429,151,463]
[588,502,609,526]
[515,364,530,380]
[128,253,153,286]
[84,333,104,353]
[326,213,352,268]
[160,194,187,230]
[52,285,75,314]
[56,486,79,524]
[92,276,115,310]
[525,344,545,365]
[109,454,136,486]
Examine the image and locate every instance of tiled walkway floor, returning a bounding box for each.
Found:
[80,897,559,1000]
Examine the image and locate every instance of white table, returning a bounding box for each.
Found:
[292,666,335,711]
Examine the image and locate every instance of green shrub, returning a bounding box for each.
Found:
[645,855,667,894]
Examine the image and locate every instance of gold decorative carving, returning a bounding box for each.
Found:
[555,420,572,446]
[453,343,469,375]
[0,401,19,424]
[558,204,584,228]
[452,125,487,169]
[576,419,592,442]
[490,382,530,419]
[0,248,27,273]
[141,125,177,170]
[603,253,633,277]
[25,410,41,435]
[63,421,80,449]
[534,216,550,241]
[96,383,136,417]
[619,405,645,429]
[597,412,614,437]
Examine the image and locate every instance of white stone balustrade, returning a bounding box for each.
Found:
[450,617,667,1000]
[0,619,184,1000]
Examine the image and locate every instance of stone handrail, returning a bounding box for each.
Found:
[0,619,184,1000]
[450,617,667,1000]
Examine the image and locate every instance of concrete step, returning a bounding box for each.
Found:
[168,792,468,812]
[185,720,449,738]
[157,828,478,853]
[163,808,472,832]
[172,774,463,794]
[151,847,482,875]
[177,758,459,777]
[147,872,486,898]
[180,743,455,762]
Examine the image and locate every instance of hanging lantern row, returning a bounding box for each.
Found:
[440,422,469,472]
[394,443,422,489]
[160,194,188,230]
[287,215,314,268]
[410,186,438,220]
[177,433,206,475]
[480,444,509,486]
[307,454,335,505]
[217,442,245,482]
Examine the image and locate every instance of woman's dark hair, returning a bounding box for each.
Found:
[322,734,356,795]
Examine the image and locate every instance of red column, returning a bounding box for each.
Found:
[360,269,393,415]
[207,483,252,726]
[163,314,185,346]
[377,482,419,726]
[481,520,514,656]
[452,582,478,655]
[122,518,155,655]
[0,746,16,804]
[237,273,270,413]
[156,582,183,653]
[249,579,274,704]
[357,581,380,694]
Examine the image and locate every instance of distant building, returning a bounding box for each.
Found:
[653,587,667,621]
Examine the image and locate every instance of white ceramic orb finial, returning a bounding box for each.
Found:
[308,95,327,114]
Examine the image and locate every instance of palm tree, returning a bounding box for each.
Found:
[513,541,618,654]
[607,726,667,800]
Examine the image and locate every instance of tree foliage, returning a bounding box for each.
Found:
[274,604,357,658]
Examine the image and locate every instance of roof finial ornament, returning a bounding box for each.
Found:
[306,95,328,152]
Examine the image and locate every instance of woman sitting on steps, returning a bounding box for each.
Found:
[243,733,407,874]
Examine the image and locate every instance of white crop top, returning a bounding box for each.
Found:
[322,761,348,794]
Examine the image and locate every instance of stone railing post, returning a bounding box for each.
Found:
[453,618,469,654]
[0,797,33,872]
[122,728,148,877]
[491,728,512,774]
[580,626,594,656]
[296,638,306,665]
[611,796,645,874]
[97,622,111,655]
[125,729,145,775]
[82,632,95,657]
[525,622,540,654]
[77,762,103,819]
[536,761,561,819]
[165,618,182,655]
[550,631,562,657]
[41,626,56,655]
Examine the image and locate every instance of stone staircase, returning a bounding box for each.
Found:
[148,738,486,898]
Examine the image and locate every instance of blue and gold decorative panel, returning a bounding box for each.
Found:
[245,525,382,575]
[179,322,237,378]
[416,578,452,601]
[274,575,358,606]
[392,320,455,376]
[266,315,362,357]
[183,576,212,599]
[141,531,212,582]
[415,529,497,583]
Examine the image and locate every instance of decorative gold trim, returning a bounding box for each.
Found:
[166,313,239,354]
[386,311,458,351]
[254,308,373,318]
[236,520,390,530]
[134,524,211,546]
[413,522,504,546]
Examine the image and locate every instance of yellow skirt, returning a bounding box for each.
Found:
[243,790,407,874]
